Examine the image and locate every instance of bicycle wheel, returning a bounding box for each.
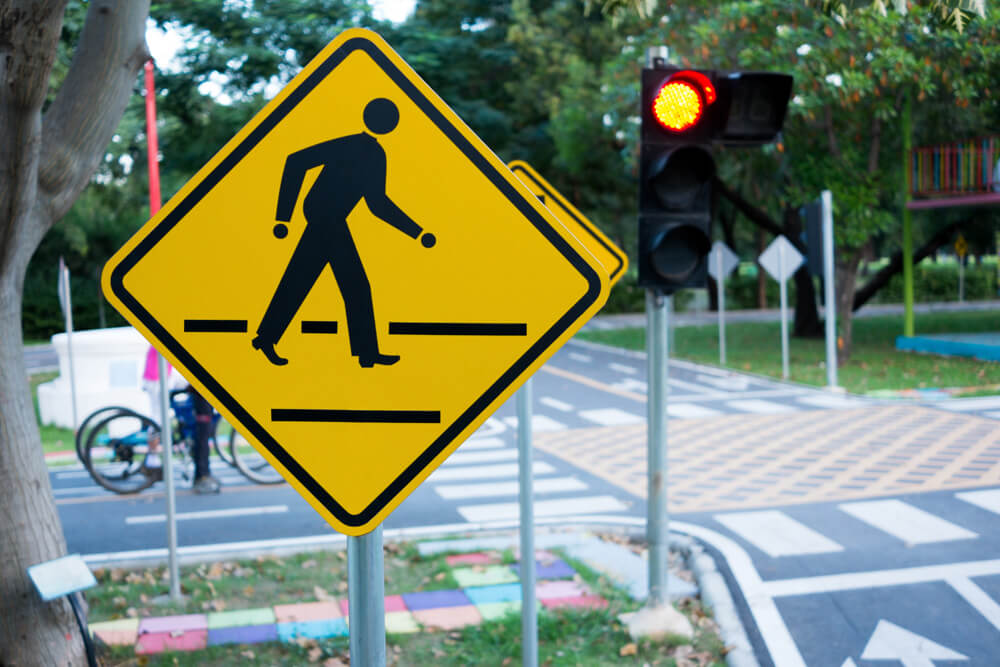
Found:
[229,428,284,484]
[83,409,160,494]
[75,406,133,465]
[212,417,236,467]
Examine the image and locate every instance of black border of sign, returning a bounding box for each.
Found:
[110,36,602,528]
[509,164,627,282]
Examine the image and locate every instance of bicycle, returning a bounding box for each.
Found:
[80,390,282,493]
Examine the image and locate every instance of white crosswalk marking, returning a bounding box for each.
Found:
[428,462,556,482]
[611,378,648,394]
[795,394,862,409]
[985,411,1000,420]
[714,510,843,557]
[457,495,628,522]
[666,403,722,419]
[609,362,638,375]
[540,397,574,412]
[501,415,567,432]
[444,449,518,465]
[936,397,1000,411]
[839,500,978,544]
[126,505,289,524]
[579,408,644,426]
[696,374,750,391]
[568,352,592,363]
[956,489,1000,515]
[434,477,587,500]
[726,399,795,414]
[459,438,506,450]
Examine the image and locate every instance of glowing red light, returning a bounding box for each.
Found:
[652,80,704,132]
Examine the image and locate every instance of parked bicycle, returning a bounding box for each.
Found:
[77,389,282,494]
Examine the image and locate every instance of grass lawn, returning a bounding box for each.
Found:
[28,371,77,456]
[578,311,1000,395]
[92,542,725,666]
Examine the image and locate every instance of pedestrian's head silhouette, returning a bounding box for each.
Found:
[364,98,399,135]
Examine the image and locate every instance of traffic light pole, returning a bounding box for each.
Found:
[646,289,669,605]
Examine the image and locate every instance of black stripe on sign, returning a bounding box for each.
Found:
[184,319,248,333]
[388,322,527,336]
[301,320,338,334]
[272,409,441,424]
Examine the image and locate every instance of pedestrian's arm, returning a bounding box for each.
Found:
[368,193,422,239]
[275,146,324,222]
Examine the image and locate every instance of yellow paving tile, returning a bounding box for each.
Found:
[534,406,1000,513]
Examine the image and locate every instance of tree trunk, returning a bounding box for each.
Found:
[0,2,150,663]
[785,207,822,338]
[757,228,767,308]
[835,250,863,362]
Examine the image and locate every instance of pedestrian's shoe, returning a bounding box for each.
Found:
[142,454,163,482]
[193,475,222,494]
[252,336,288,366]
[358,353,400,368]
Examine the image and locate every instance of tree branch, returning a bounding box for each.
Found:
[824,105,841,159]
[712,176,807,253]
[38,0,150,223]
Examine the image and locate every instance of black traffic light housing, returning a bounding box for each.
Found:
[638,65,793,292]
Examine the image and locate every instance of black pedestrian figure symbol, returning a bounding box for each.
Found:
[252,98,435,368]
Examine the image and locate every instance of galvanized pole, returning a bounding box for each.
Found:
[646,289,669,605]
[61,262,79,431]
[348,527,386,667]
[716,250,726,365]
[821,190,838,388]
[778,242,790,380]
[517,380,538,667]
[157,356,181,601]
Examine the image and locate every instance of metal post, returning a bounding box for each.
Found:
[61,263,79,431]
[716,251,726,365]
[821,191,838,388]
[666,294,675,358]
[348,526,386,667]
[959,257,965,302]
[67,594,97,667]
[778,242,790,380]
[157,355,181,601]
[517,380,538,667]
[646,289,669,605]
[902,93,915,337]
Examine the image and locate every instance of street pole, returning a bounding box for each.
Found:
[646,289,669,605]
[157,356,181,601]
[716,250,726,365]
[778,241,790,380]
[348,527,386,667]
[60,260,79,431]
[901,92,915,337]
[516,380,538,667]
[821,190,837,388]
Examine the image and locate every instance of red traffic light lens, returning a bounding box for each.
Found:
[652,80,704,132]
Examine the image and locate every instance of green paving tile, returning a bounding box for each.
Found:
[385,611,419,634]
[477,601,521,620]
[90,618,139,632]
[207,608,276,629]
[451,565,519,588]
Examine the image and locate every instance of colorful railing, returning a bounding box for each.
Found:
[910,136,999,197]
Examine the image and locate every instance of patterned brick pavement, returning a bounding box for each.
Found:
[534,405,1000,513]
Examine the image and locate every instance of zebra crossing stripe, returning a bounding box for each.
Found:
[795,394,862,409]
[956,489,1000,515]
[459,438,506,450]
[501,415,567,432]
[457,495,628,522]
[578,408,644,426]
[714,510,843,557]
[433,477,587,500]
[444,449,518,465]
[428,462,556,482]
[725,399,795,414]
[539,396,574,412]
[666,403,722,419]
[839,500,978,544]
[936,397,1000,411]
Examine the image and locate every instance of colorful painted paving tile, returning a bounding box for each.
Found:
[277,618,348,642]
[89,618,139,646]
[207,608,275,629]
[136,629,208,654]
[138,613,206,634]
[536,580,592,600]
[401,589,471,611]
[452,564,520,588]
[273,601,341,624]
[412,605,482,630]
[476,601,522,621]
[511,559,576,580]
[385,611,420,634]
[445,552,499,567]
[464,583,522,605]
[339,594,407,616]
[540,595,608,610]
[207,623,278,646]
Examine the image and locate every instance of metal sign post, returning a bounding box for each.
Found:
[516,380,538,667]
[758,236,804,381]
[707,242,739,366]
[646,289,669,604]
[348,526,386,667]
[58,257,79,430]
[778,241,790,379]
[821,191,838,388]
[157,355,181,601]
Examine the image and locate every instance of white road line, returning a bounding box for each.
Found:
[578,408,644,426]
[434,477,587,500]
[501,415,567,432]
[609,362,638,375]
[539,397,574,412]
[669,377,725,395]
[125,505,288,525]
[443,449,518,465]
[714,511,843,557]
[795,394,863,409]
[936,397,1000,411]
[428,462,556,481]
[764,558,1000,597]
[948,576,1000,632]
[956,489,1000,515]
[459,438,507,450]
[726,399,796,414]
[839,499,978,545]
[56,470,95,479]
[457,495,628,522]
[696,374,750,391]
[668,389,811,402]
[985,411,1000,420]
[52,486,110,497]
[667,403,723,419]
[611,378,648,394]
[568,352,592,363]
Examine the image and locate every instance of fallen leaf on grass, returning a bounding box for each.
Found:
[336,581,348,592]
[139,594,150,604]
[242,585,255,597]
[434,572,447,581]
[314,585,336,602]
[126,607,138,618]
[502,658,513,666]
[113,596,127,608]
[619,643,638,657]
[307,647,324,662]
[240,650,255,660]
[323,659,347,667]
[302,559,318,569]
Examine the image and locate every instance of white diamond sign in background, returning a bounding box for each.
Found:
[758,235,804,282]
[708,241,740,281]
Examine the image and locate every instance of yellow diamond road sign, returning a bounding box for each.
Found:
[509,161,628,285]
[103,29,609,536]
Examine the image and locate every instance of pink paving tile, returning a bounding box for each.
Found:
[412,605,482,630]
[273,601,341,623]
[136,629,208,654]
[536,580,591,600]
[540,595,608,610]
[138,614,206,634]
[91,628,137,646]
[338,594,407,617]
[445,552,498,567]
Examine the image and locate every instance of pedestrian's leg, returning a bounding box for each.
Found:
[190,388,220,493]
[329,231,381,360]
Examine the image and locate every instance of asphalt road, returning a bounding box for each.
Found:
[47,338,1000,666]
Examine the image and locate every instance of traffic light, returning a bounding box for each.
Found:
[639,65,793,292]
